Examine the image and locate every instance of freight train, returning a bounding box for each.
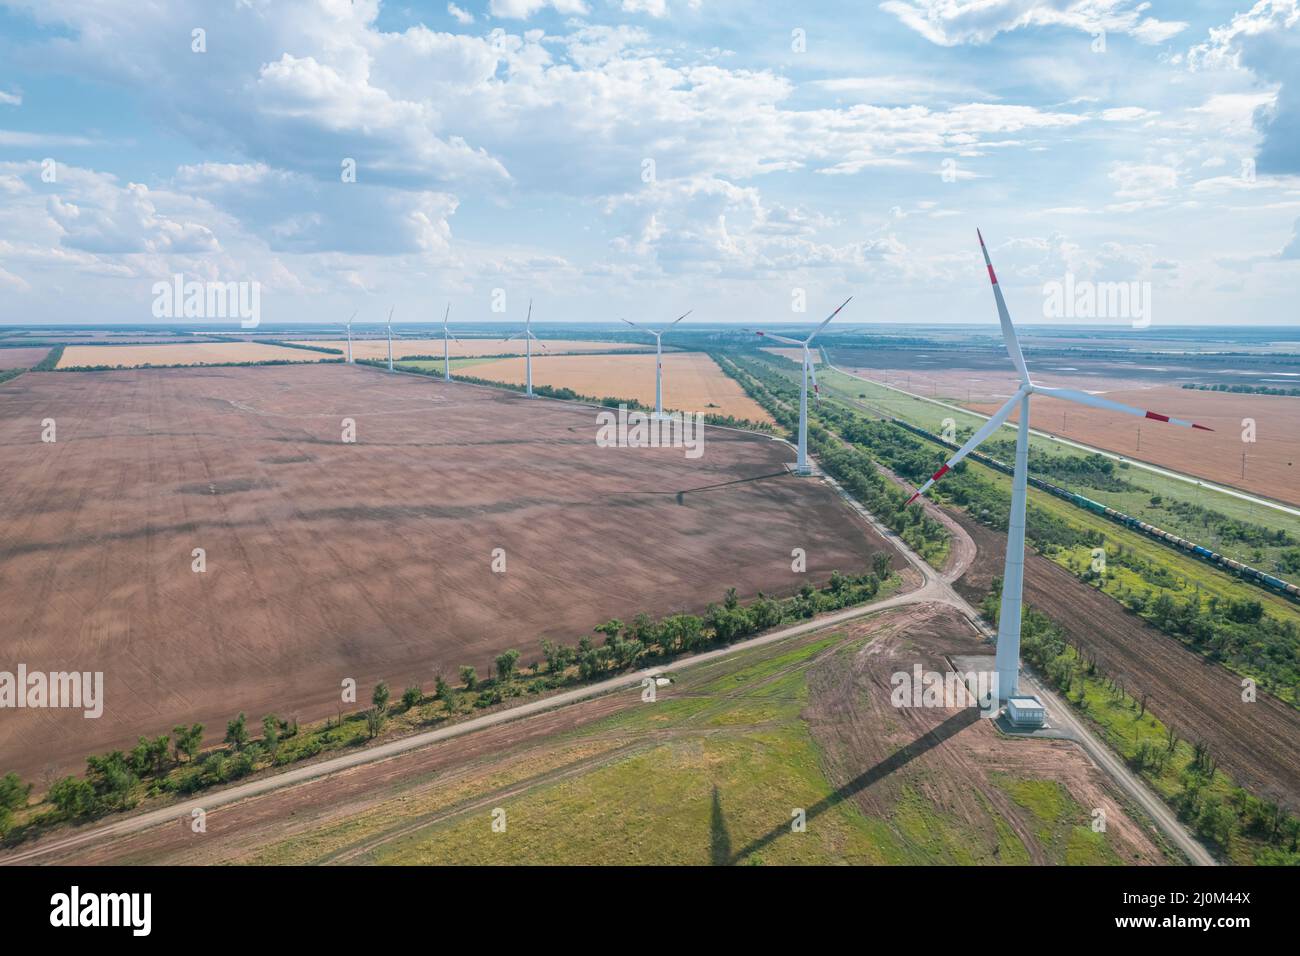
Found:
[891,418,1300,601]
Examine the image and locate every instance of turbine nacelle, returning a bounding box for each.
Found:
[747,296,852,475]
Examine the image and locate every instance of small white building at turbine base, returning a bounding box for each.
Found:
[1005,695,1047,729]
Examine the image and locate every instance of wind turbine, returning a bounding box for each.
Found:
[502,299,546,396]
[385,307,396,372]
[344,311,356,364]
[441,303,458,382]
[905,230,1212,701]
[749,297,852,475]
[621,310,691,418]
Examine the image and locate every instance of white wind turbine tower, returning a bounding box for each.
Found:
[750,297,852,476]
[344,311,356,364]
[441,303,458,382]
[906,230,1212,701]
[621,310,691,418]
[385,306,395,372]
[502,299,546,396]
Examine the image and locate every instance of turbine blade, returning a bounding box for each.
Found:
[621,317,646,331]
[1032,385,1214,430]
[809,354,820,402]
[805,296,852,344]
[905,389,1026,505]
[747,329,804,347]
[977,229,1030,385]
[668,309,692,327]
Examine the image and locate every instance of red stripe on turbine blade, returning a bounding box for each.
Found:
[905,492,920,506]
[977,228,984,247]
[987,264,997,285]
[1193,423,1214,431]
[932,464,950,481]
[1144,411,1170,423]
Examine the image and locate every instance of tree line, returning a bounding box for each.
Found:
[0,566,894,844]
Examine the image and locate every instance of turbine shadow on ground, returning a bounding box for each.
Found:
[710,785,733,866]
[725,707,980,864]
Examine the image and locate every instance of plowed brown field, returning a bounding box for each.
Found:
[0,363,877,780]
[0,348,50,370]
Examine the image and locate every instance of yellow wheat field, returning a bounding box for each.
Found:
[56,342,327,368]
[460,352,773,423]
[296,338,649,361]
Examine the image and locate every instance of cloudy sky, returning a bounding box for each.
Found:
[0,0,1297,328]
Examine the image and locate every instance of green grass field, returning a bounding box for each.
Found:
[242,628,1157,866]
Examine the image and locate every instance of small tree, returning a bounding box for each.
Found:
[224,713,249,752]
[541,640,575,675]
[47,776,96,819]
[130,735,171,777]
[365,708,385,739]
[435,674,455,709]
[172,723,204,763]
[401,685,422,710]
[872,552,891,580]
[0,772,30,835]
[372,681,390,714]
[85,751,137,811]
[459,666,478,690]
[262,714,280,755]
[172,723,203,763]
[495,649,521,683]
